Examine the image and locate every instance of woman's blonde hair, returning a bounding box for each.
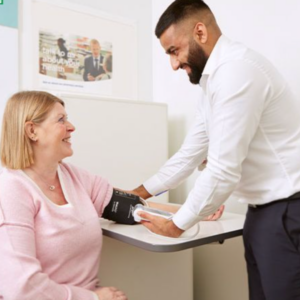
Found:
[0,91,64,169]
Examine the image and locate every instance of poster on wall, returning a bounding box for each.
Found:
[39,30,113,95]
[20,0,138,99]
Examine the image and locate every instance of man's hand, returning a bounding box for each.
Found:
[138,205,225,238]
[203,205,225,221]
[130,185,152,200]
[139,212,184,238]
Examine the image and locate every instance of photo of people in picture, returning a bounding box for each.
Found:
[56,38,69,60]
[39,31,113,83]
[96,54,113,80]
[83,39,105,81]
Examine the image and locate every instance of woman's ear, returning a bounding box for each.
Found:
[24,121,38,142]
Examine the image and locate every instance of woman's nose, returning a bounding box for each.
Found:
[67,120,75,132]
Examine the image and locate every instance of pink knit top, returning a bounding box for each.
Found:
[0,162,113,300]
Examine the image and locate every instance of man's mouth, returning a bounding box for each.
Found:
[181,64,191,74]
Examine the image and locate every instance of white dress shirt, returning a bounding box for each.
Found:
[144,35,300,230]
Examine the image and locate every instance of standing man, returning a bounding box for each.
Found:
[132,1,300,299]
[83,39,105,81]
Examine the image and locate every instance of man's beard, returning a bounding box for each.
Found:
[185,39,208,84]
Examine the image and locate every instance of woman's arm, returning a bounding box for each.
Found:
[147,201,180,213]
[147,201,225,221]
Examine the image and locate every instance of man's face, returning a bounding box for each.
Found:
[160,24,208,84]
[91,43,100,58]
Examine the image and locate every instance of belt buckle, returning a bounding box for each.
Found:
[248,204,257,208]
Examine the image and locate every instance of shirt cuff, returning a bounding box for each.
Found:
[93,292,99,300]
[172,204,201,231]
[143,175,168,196]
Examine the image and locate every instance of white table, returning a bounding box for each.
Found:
[100,212,245,252]
[98,212,245,300]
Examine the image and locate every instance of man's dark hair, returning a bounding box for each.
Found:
[155,0,211,38]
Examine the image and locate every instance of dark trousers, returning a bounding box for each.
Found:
[243,198,300,300]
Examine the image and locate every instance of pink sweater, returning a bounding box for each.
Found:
[0,162,113,300]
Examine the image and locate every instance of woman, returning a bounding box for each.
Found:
[0,91,127,300]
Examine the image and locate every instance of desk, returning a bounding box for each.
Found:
[98,212,245,300]
[100,212,245,252]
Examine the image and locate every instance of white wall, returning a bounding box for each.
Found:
[67,0,153,102]
[0,25,18,120]
[0,25,19,171]
[152,0,200,207]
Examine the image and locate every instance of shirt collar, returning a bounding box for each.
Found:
[199,35,232,88]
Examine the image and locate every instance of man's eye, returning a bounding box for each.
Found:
[171,50,178,56]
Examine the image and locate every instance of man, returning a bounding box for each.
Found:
[132,1,300,299]
[83,39,105,81]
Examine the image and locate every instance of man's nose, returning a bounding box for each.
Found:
[170,55,180,71]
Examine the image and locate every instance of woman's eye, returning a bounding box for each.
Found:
[58,118,65,123]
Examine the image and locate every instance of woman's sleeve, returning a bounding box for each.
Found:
[0,180,97,300]
[63,163,113,217]
[89,174,114,217]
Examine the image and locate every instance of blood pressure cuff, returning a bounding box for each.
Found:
[102,189,144,225]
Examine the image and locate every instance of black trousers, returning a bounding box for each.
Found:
[243,198,300,300]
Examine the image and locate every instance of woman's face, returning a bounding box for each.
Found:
[34,103,75,162]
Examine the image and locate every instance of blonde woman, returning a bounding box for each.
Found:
[0,91,127,300]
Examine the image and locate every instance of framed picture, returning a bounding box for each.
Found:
[20,0,138,99]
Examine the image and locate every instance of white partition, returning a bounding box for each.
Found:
[99,237,193,300]
[63,96,168,202]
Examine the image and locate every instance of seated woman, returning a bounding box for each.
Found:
[0,91,223,299]
[0,91,127,300]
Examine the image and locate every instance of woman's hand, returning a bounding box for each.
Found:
[203,205,225,221]
[95,287,127,300]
